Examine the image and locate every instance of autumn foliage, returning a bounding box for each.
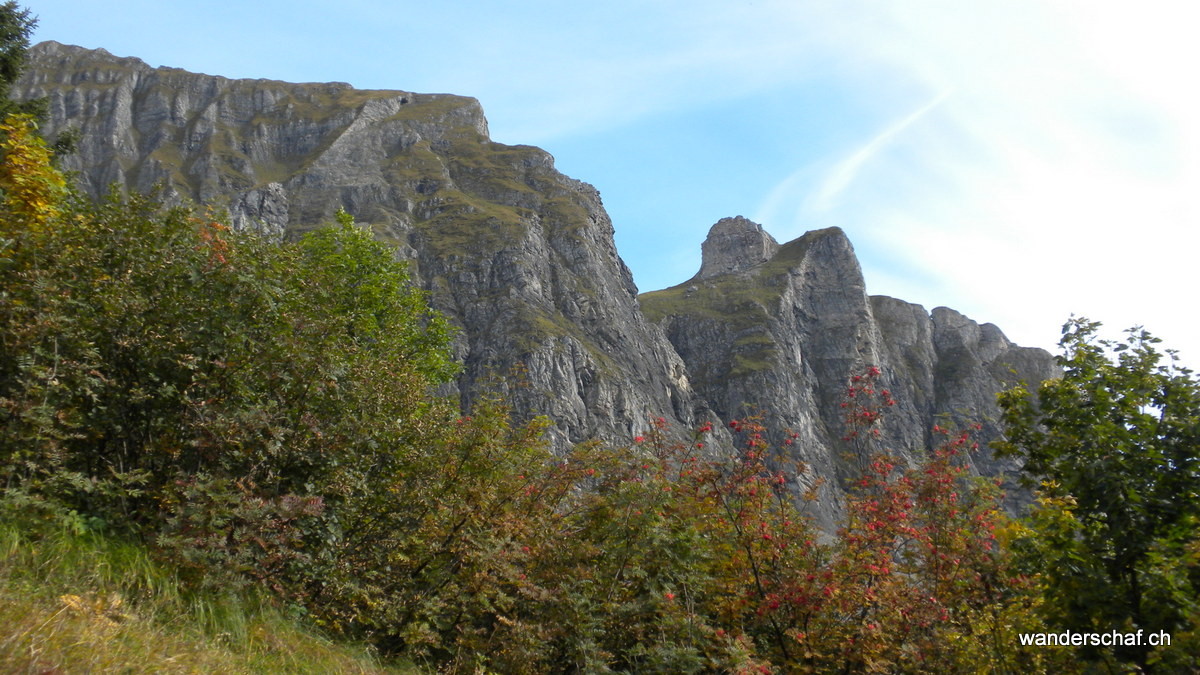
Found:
[5,115,1196,672]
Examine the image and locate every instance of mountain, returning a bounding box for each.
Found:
[16,41,701,450]
[641,218,1056,522]
[15,42,1056,523]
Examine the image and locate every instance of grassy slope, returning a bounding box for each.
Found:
[0,523,416,674]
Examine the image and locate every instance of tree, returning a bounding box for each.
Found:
[0,3,75,154]
[997,318,1200,672]
[0,114,64,227]
[0,110,458,580]
[0,2,42,119]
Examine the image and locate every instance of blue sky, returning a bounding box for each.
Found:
[26,0,1200,363]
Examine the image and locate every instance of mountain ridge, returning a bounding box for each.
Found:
[15,41,1057,522]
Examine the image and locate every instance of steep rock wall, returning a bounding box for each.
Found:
[641,219,1057,525]
[18,44,1056,524]
[17,41,701,447]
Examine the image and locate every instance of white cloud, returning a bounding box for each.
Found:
[802,92,949,216]
[33,0,1200,361]
[733,0,1200,360]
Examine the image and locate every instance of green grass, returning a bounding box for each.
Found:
[638,227,851,326]
[383,93,479,125]
[0,521,416,674]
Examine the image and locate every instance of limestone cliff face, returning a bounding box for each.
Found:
[17,41,699,447]
[640,218,1057,525]
[697,216,779,279]
[18,43,1055,521]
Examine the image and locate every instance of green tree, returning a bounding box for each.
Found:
[0,4,76,154]
[0,3,42,119]
[997,318,1200,672]
[0,114,459,584]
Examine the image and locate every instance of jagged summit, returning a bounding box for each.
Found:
[16,43,1057,526]
[29,40,356,92]
[696,216,780,279]
[641,222,1055,525]
[15,41,698,449]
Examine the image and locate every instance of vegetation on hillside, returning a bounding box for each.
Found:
[996,319,1200,672]
[0,521,404,674]
[2,6,1199,670]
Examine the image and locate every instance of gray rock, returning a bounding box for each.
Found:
[16,41,700,449]
[642,219,1058,525]
[17,43,1058,524]
[696,215,780,280]
[229,182,288,241]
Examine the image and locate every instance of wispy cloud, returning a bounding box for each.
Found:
[502,0,1200,360]
[804,92,949,215]
[734,0,1200,359]
[32,0,1200,361]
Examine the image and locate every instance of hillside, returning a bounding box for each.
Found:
[9,36,1197,673]
[16,42,1055,523]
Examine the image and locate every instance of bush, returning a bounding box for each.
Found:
[2,112,1080,671]
[998,318,1200,672]
[0,112,459,607]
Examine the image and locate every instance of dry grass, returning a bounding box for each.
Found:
[0,523,415,674]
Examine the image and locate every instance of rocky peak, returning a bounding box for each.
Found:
[696,216,779,279]
[641,221,1058,526]
[15,42,700,449]
[17,43,1058,525]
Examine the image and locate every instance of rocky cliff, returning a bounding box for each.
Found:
[16,41,702,449]
[15,42,1056,522]
[641,219,1056,523]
